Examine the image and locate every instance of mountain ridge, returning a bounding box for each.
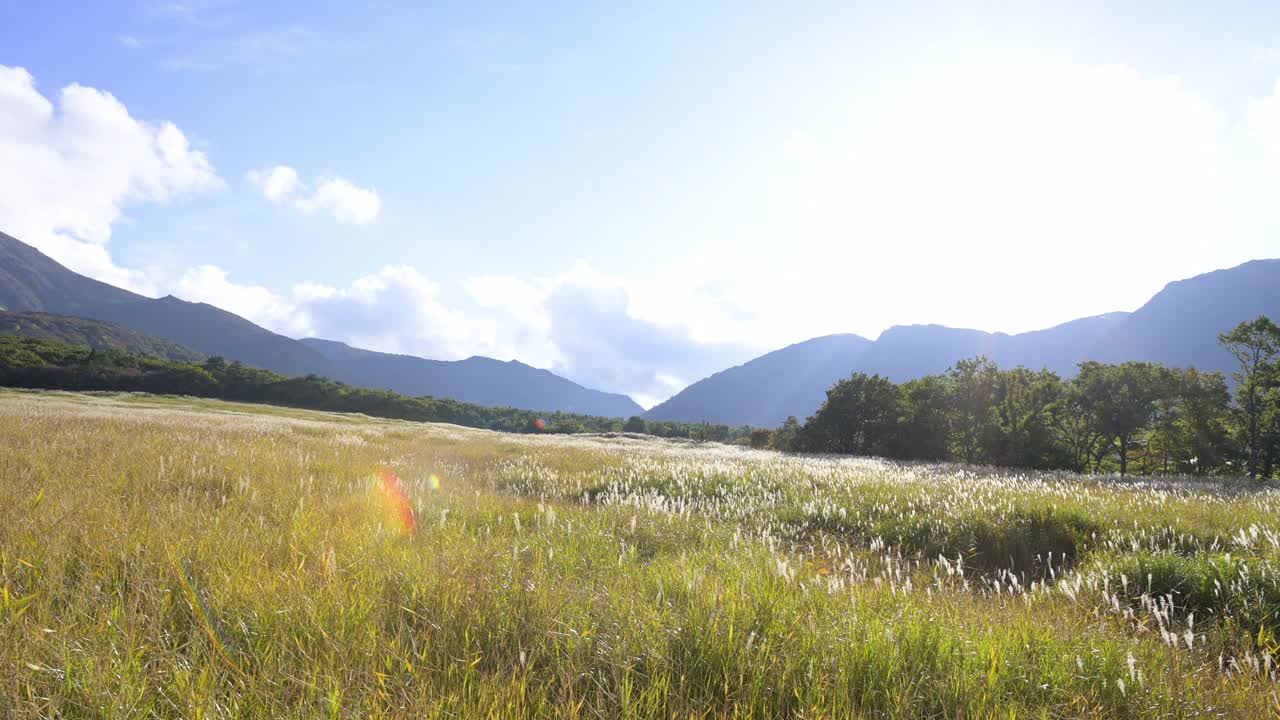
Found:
[0,230,336,377]
[300,338,643,417]
[0,231,644,417]
[6,230,1278,427]
[647,259,1280,426]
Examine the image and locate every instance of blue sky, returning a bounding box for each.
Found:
[4,1,1280,406]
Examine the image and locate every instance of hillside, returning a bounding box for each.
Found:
[644,334,872,427]
[0,310,204,362]
[1089,259,1280,374]
[0,231,334,377]
[649,259,1277,426]
[301,338,644,418]
[0,231,645,416]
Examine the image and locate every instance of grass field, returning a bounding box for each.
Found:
[2,390,1279,718]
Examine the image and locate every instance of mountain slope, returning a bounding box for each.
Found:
[0,231,334,377]
[301,338,644,418]
[645,314,1126,427]
[644,334,873,427]
[0,310,205,362]
[0,231,643,417]
[0,231,141,312]
[1090,259,1280,377]
[649,259,1278,427]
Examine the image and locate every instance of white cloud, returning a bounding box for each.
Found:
[246,164,300,203]
[246,165,381,224]
[0,65,223,292]
[297,177,381,224]
[1247,79,1280,165]
[166,257,747,406]
[170,263,494,362]
[305,265,489,358]
[174,264,311,336]
[465,263,757,405]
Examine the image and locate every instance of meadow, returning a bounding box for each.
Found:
[2,390,1279,718]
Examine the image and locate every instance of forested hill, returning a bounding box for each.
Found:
[0,310,205,362]
[0,333,745,441]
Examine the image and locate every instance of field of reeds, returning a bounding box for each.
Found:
[2,389,1279,718]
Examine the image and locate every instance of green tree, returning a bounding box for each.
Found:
[1134,365,1181,476]
[1173,368,1232,476]
[947,357,1000,464]
[1049,377,1103,473]
[1262,384,1280,478]
[1077,361,1162,477]
[749,428,774,449]
[801,373,902,456]
[896,375,951,461]
[773,416,801,451]
[623,416,647,433]
[989,367,1065,469]
[690,422,710,443]
[1218,316,1280,480]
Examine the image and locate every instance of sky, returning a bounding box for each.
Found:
[3,1,1280,408]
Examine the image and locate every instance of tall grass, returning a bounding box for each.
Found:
[1,390,1278,717]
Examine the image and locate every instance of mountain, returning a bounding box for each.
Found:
[0,231,334,377]
[649,260,1279,427]
[0,231,643,416]
[646,316,1125,427]
[854,313,1130,382]
[0,310,205,362]
[1089,259,1280,375]
[644,334,873,427]
[301,338,644,418]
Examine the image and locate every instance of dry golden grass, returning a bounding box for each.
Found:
[1,390,1278,718]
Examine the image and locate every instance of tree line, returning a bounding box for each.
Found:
[761,317,1280,480]
[0,334,751,441]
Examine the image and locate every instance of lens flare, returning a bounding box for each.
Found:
[428,473,441,491]
[534,418,546,430]
[376,467,418,536]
